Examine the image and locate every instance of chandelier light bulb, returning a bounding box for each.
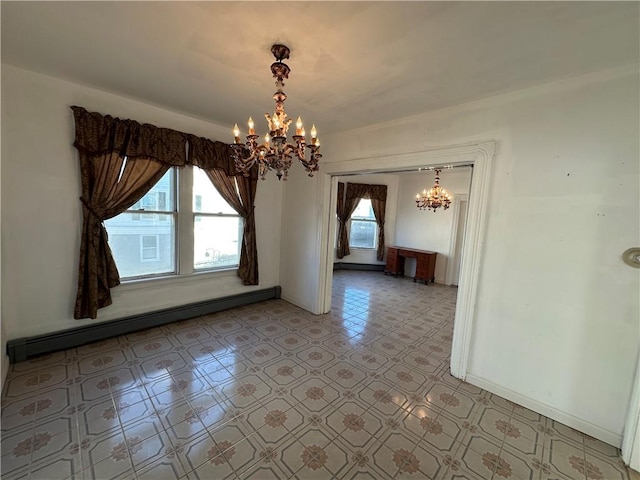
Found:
[248,117,255,135]
[264,133,271,144]
[310,125,317,138]
[233,124,240,143]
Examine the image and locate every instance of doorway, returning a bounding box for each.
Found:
[316,141,495,379]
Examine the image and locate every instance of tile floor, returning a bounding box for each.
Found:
[1,271,631,480]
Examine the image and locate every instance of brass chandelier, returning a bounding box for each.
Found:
[231,44,321,181]
[416,169,452,212]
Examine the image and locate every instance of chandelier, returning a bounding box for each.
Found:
[231,44,321,181]
[416,169,452,212]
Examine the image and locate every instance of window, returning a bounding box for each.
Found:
[104,169,176,279]
[192,168,242,271]
[349,198,377,249]
[104,167,242,280]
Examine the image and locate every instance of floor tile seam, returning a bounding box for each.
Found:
[0,412,37,438]
[451,437,500,478]
[120,421,169,457]
[225,451,265,480]
[118,392,172,448]
[287,418,341,448]
[23,435,85,476]
[78,451,137,480]
[497,414,548,451]
[136,435,202,478]
[252,392,303,418]
[142,380,190,409]
[0,424,36,473]
[582,443,626,464]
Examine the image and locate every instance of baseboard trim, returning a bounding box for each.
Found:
[280,293,317,316]
[466,374,622,447]
[7,286,282,363]
[333,263,385,272]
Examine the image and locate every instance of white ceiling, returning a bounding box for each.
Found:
[2,2,638,135]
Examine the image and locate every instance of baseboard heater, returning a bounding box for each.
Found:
[6,286,282,363]
[333,263,385,272]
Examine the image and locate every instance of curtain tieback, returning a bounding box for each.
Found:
[79,197,103,220]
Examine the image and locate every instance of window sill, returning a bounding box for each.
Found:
[116,268,238,292]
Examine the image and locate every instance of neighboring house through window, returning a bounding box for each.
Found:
[140,235,159,261]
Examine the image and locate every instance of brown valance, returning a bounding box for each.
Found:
[71,106,189,165]
[71,106,239,175]
[345,182,388,201]
[188,134,238,177]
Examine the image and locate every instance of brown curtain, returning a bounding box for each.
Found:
[203,168,259,285]
[368,185,388,261]
[336,182,361,259]
[75,153,171,319]
[71,106,258,319]
[189,135,259,286]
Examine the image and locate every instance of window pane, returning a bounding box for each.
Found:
[194,215,242,270]
[131,169,174,212]
[105,214,175,278]
[352,198,375,219]
[349,220,376,249]
[193,168,236,214]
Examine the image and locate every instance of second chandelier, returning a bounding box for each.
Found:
[416,169,452,212]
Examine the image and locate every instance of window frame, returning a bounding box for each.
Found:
[348,198,378,250]
[105,166,243,283]
[192,211,243,272]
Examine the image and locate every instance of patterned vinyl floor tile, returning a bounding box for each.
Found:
[1,271,632,480]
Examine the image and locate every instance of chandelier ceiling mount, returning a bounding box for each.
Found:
[231,44,321,181]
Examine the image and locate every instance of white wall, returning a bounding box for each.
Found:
[280,67,640,445]
[333,174,399,265]
[1,65,283,340]
[395,168,471,283]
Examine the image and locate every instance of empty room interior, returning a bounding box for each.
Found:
[1,2,639,480]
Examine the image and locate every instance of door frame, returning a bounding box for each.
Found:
[316,141,495,379]
[446,194,469,286]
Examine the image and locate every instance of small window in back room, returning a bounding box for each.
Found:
[349,198,377,249]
